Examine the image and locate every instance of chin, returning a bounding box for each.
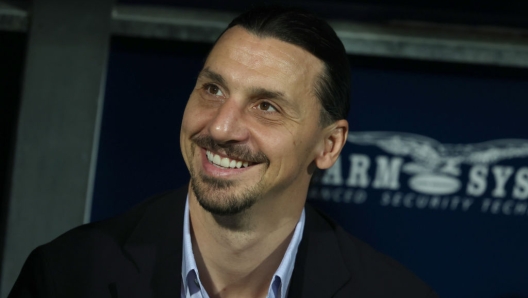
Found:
[190,173,265,216]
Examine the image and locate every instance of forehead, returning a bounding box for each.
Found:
[204,26,323,97]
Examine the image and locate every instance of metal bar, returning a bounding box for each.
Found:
[112,5,234,43]
[332,21,528,68]
[0,0,114,296]
[2,2,528,68]
[111,5,528,68]
[0,1,28,32]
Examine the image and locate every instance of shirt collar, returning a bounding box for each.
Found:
[182,195,208,297]
[181,195,305,298]
[268,205,305,297]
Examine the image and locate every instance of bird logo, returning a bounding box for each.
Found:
[347,132,528,195]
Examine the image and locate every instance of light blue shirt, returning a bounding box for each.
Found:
[181,196,305,298]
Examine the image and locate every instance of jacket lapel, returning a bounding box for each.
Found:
[117,187,188,298]
[114,188,349,298]
[288,204,351,298]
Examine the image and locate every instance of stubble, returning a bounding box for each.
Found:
[188,135,269,217]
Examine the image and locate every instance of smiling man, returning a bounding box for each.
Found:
[10,6,437,298]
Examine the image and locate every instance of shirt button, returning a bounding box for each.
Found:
[194,278,200,287]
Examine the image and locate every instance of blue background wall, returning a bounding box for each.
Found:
[92,36,528,297]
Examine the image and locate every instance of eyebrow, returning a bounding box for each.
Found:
[198,68,288,102]
[198,68,227,86]
[249,87,285,102]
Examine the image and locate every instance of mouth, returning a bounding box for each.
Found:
[205,149,254,169]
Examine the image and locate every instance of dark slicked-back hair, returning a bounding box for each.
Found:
[224,6,351,125]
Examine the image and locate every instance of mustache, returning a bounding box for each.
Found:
[192,135,269,164]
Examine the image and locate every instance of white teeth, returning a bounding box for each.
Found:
[213,154,221,165]
[229,160,236,168]
[206,150,251,169]
[220,157,230,167]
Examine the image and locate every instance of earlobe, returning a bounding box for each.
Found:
[315,119,348,170]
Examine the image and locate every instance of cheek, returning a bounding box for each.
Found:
[180,100,204,162]
[291,129,323,163]
[181,98,214,135]
[265,134,310,165]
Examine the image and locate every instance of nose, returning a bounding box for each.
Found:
[207,99,249,144]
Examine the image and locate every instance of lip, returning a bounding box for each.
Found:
[200,148,255,178]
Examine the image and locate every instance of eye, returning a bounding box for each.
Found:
[257,101,277,112]
[205,84,224,97]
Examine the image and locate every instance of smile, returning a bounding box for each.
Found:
[206,150,253,169]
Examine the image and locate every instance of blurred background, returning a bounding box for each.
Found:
[1,0,528,297]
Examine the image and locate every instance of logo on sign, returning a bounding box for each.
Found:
[309,132,528,216]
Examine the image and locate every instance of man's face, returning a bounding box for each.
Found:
[180,26,328,215]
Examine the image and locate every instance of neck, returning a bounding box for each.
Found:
[188,189,303,298]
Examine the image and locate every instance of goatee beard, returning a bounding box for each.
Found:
[190,174,260,216]
[189,135,269,217]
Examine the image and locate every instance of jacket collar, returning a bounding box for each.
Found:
[117,187,350,298]
[119,187,188,298]
[288,204,351,298]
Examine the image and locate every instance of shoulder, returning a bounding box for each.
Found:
[304,204,437,297]
[10,188,187,297]
[43,188,186,253]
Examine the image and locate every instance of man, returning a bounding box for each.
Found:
[10,6,437,298]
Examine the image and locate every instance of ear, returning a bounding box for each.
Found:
[314,119,348,170]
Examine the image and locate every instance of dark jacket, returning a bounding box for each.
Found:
[10,186,437,298]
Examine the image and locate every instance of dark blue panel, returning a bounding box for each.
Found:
[93,37,528,298]
[310,62,528,298]
[91,38,211,222]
